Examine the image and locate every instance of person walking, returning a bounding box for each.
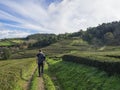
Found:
[36,49,45,77]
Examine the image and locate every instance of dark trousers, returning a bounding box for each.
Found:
[38,63,44,76]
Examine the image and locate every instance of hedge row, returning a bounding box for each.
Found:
[62,55,120,75]
[106,55,120,59]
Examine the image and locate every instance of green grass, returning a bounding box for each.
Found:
[30,69,38,90]
[43,62,56,90]
[0,40,14,46]
[47,59,120,90]
[70,38,88,46]
[43,74,56,90]
[99,46,120,51]
[0,39,25,46]
[0,58,36,90]
[11,39,24,44]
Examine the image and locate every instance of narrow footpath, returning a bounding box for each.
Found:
[37,76,45,90]
[23,67,45,90]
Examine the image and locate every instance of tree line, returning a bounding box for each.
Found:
[69,21,120,46]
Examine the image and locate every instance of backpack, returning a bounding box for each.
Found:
[37,53,45,64]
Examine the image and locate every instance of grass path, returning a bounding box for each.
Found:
[30,67,45,90]
[25,67,37,90]
[37,76,45,90]
[25,59,64,90]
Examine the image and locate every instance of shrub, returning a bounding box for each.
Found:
[1,48,11,60]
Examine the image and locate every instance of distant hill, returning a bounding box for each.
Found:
[1,21,120,47]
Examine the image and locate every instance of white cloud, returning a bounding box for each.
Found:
[0,0,120,38]
[0,29,31,39]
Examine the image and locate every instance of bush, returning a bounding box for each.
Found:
[1,48,11,60]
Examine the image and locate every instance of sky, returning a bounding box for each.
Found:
[0,0,120,39]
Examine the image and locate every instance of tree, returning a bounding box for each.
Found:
[91,37,103,46]
[1,48,11,60]
[104,32,114,45]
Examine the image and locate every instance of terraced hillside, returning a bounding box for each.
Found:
[42,38,91,57]
[10,38,90,59]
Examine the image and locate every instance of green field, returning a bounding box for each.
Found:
[0,39,24,46]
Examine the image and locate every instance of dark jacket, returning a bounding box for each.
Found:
[36,52,45,64]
